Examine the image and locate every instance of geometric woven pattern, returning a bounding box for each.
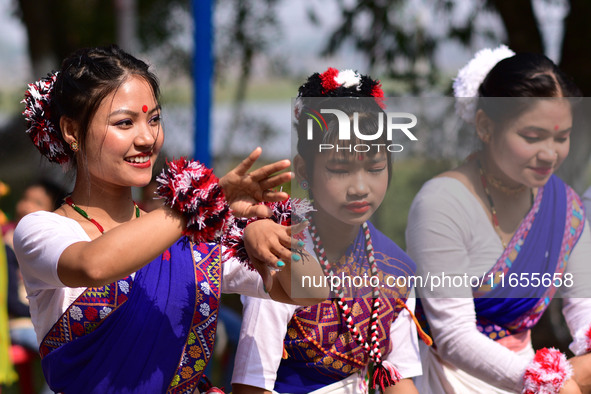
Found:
[39,275,134,358]
[167,242,221,394]
[284,246,412,381]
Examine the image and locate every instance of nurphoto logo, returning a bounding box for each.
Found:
[305,108,418,153]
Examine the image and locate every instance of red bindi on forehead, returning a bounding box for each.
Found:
[142,105,148,113]
[554,125,559,131]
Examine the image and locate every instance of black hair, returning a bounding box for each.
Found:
[478,52,580,125]
[25,179,67,210]
[50,44,160,164]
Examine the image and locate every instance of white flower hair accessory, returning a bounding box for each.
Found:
[453,45,515,124]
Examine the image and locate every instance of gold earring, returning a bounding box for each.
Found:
[481,134,491,144]
[70,141,79,152]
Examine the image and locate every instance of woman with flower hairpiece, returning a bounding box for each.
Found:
[231,68,431,394]
[406,45,591,393]
[12,44,327,394]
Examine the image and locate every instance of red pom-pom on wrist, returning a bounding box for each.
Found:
[156,157,232,244]
[522,347,572,394]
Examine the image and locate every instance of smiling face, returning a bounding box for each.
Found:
[308,149,389,227]
[483,98,572,188]
[80,75,163,190]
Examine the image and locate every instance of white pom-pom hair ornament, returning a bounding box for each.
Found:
[453,45,515,124]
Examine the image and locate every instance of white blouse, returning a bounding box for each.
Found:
[13,211,269,345]
[405,177,591,392]
[232,229,422,392]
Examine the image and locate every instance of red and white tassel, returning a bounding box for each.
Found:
[522,348,572,394]
[371,360,402,391]
[156,157,232,244]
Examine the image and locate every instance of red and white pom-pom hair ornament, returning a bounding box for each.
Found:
[294,67,386,120]
[156,157,232,244]
[569,322,591,356]
[522,347,573,394]
[453,45,515,124]
[21,71,72,165]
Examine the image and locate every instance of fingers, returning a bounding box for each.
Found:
[249,159,291,182]
[290,236,305,250]
[259,171,293,191]
[252,258,274,293]
[286,220,309,237]
[237,204,272,219]
[232,147,263,176]
[259,189,290,203]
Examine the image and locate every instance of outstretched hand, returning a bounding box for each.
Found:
[219,147,292,218]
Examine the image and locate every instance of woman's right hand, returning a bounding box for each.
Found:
[570,353,591,393]
[219,147,292,219]
[560,379,583,394]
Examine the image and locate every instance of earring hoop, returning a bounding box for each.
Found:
[70,141,79,152]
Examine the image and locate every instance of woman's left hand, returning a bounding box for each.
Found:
[243,219,308,293]
[219,147,292,218]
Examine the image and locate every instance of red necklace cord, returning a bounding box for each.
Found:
[477,159,534,250]
[65,196,140,234]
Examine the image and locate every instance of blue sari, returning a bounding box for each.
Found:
[472,175,585,339]
[275,222,416,393]
[39,239,221,394]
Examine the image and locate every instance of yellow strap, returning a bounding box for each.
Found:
[0,235,18,384]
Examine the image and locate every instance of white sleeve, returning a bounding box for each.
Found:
[561,219,591,354]
[13,211,90,292]
[384,296,422,378]
[221,252,270,299]
[405,180,528,392]
[232,295,298,390]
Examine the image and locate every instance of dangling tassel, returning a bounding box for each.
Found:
[371,361,402,391]
[396,298,433,346]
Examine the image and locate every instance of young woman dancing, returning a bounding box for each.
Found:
[13,45,326,394]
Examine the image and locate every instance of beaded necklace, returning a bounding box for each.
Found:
[477,160,533,249]
[308,219,387,376]
[65,196,140,234]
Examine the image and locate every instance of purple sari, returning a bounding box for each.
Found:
[473,175,585,339]
[40,239,221,394]
[275,222,416,393]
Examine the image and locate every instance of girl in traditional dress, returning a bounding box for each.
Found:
[232,68,430,394]
[406,46,591,393]
[13,45,326,394]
